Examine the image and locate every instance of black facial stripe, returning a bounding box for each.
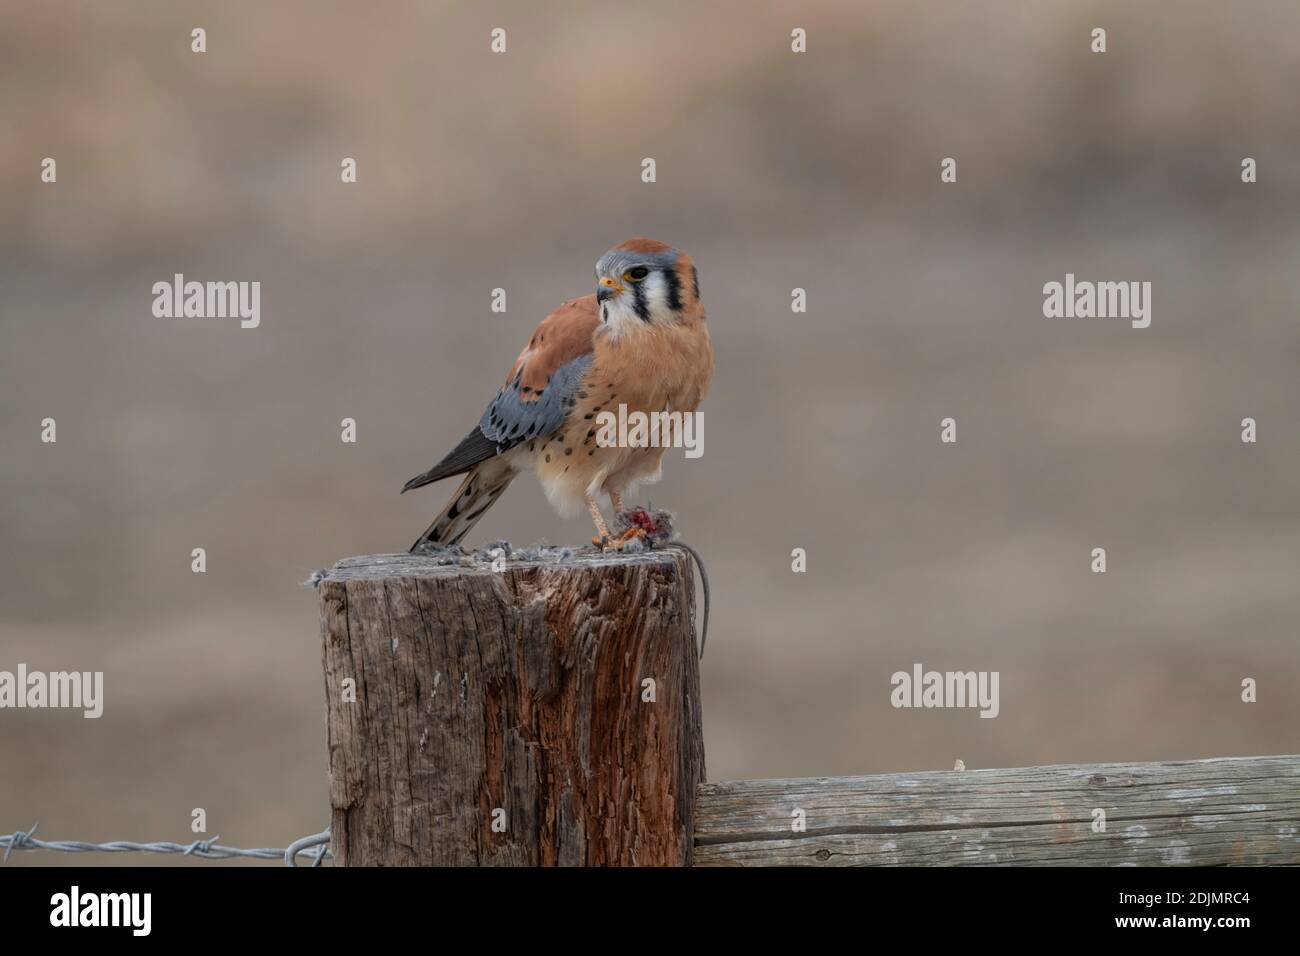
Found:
[692,265,700,300]
[631,279,650,321]
[663,266,682,312]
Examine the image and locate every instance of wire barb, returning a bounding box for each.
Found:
[3,823,38,863]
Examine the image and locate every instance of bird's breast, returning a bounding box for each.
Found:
[586,321,713,416]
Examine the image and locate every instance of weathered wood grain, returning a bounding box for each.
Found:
[318,548,704,866]
[694,756,1300,866]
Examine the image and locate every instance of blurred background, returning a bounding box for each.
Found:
[2,0,1298,864]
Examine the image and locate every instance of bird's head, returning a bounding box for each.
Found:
[594,238,702,334]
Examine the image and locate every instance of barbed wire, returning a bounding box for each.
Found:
[0,823,332,867]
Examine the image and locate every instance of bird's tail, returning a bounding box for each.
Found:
[409,460,517,552]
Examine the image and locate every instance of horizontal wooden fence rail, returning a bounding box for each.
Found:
[695,756,1300,866]
[316,552,1298,866]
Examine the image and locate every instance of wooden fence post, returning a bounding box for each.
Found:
[317,548,704,866]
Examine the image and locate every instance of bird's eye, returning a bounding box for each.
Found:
[625,266,650,282]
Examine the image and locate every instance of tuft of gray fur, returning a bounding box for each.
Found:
[410,538,578,567]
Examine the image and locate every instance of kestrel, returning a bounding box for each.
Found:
[403,238,713,551]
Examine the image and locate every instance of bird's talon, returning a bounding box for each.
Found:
[610,528,647,551]
[592,528,646,552]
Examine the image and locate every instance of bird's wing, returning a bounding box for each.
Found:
[402,296,599,492]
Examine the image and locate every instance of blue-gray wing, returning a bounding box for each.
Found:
[401,354,592,492]
[480,353,591,449]
[402,294,600,493]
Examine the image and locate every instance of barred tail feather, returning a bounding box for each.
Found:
[409,463,516,551]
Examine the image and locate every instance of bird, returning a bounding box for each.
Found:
[403,238,713,552]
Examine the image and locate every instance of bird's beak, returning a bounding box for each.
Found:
[597,276,624,302]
